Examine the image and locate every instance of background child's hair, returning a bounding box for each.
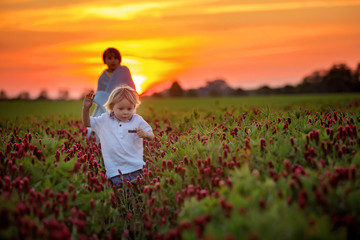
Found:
[102,48,122,64]
[104,85,140,112]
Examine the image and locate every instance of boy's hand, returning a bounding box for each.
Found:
[83,91,95,109]
[135,128,154,140]
[135,128,148,138]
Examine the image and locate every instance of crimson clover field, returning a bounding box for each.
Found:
[1,94,360,239]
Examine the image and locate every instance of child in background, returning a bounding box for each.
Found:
[92,47,136,118]
[83,85,154,187]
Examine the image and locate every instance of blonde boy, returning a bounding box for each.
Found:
[83,85,154,187]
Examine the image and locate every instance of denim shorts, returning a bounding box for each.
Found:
[110,169,143,188]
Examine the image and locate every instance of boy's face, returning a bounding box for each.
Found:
[113,98,135,122]
[104,53,120,73]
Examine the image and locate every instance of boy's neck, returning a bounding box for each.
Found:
[110,112,134,122]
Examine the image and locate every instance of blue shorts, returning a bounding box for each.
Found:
[110,169,143,188]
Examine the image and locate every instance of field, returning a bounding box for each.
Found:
[1,93,360,239]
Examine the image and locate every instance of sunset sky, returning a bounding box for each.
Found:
[1,0,360,98]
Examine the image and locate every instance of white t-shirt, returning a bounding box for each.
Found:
[90,113,152,178]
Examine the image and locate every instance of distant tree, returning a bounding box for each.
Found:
[297,70,325,93]
[186,89,198,97]
[295,62,360,93]
[58,89,69,100]
[37,90,48,100]
[302,71,325,85]
[0,90,7,100]
[282,85,296,94]
[206,79,229,89]
[17,91,30,100]
[169,81,184,97]
[355,63,360,82]
[322,64,354,92]
[255,85,272,95]
[209,89,222,97]
[205,79,234,96]
[152,92,164,98]
[232,88,247,96]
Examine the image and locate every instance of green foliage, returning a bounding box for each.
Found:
[1,94,360,239]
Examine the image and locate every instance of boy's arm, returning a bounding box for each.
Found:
[145,131,155,141]
[82,108,91,127]
[82,92,95,127]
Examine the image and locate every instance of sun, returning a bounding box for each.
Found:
[132,74,147,95]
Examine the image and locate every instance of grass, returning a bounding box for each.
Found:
[1,92,360,239]
[0,93,359,119]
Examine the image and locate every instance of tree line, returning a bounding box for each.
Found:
[1,62,359,100]
[0,89,74,101]
[153,62,360,97]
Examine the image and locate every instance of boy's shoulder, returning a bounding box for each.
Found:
[99,112,110,117]
[132,114,147,122]
[92,112,111,120]
[132,113,142,120]
[102,112,111,117]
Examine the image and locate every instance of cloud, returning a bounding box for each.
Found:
[197,0,360,15]
[0,1,187,33]
[152,0,360,22]
[0,0,100,10]
[84,2,177,20]
[0,30,91,53]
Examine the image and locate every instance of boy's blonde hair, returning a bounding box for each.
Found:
[104,85,140,112]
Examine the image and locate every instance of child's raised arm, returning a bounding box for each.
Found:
[82,91,95,127]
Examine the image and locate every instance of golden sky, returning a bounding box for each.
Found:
[0,0,360,98]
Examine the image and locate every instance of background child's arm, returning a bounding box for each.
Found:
[136,128,154,141]
[82,92,95,127]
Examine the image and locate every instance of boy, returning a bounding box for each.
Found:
[83,85,154,187]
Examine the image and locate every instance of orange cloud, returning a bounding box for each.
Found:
[200,0,360,14]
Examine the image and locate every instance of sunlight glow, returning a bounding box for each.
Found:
[85,2,173,20]
[132,74,146,94]
[0,1,176,30]
[51,36,203,93]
